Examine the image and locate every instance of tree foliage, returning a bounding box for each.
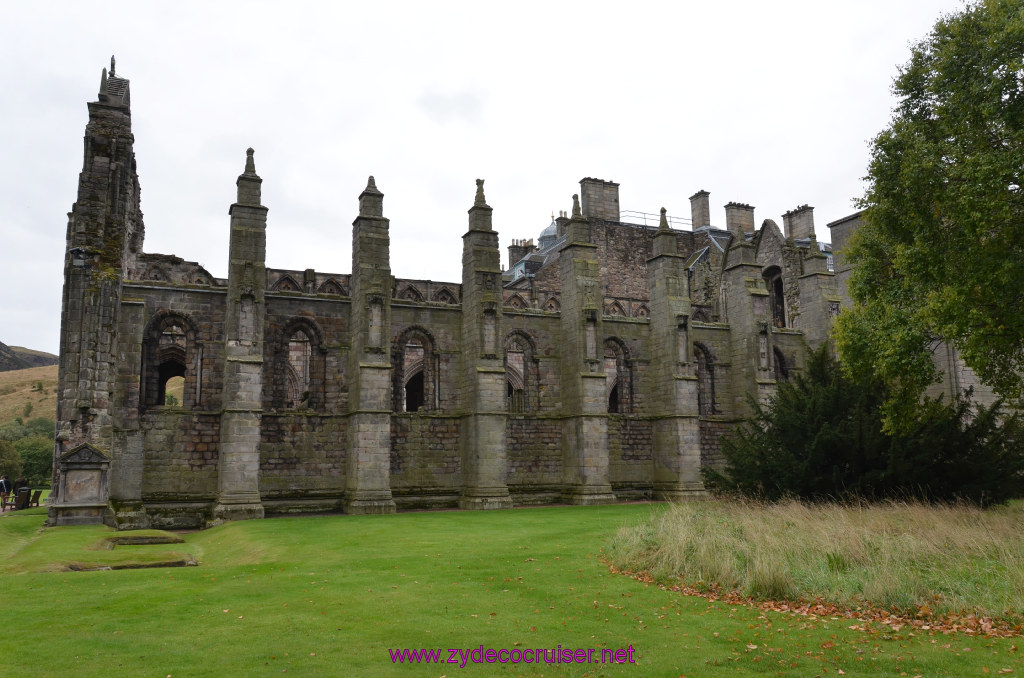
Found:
[834,0,1024,423]
[703,345,1024,505]
[0,417,54,487]
[0,440,22,480]
[14,436,54,486]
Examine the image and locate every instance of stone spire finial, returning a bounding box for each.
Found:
[572,194,582,218]
[110,55,116,77]
[359,175,384,217]
[474,179,487,207]
[659,207,669,231]
[235,148,263,206]
[99,66,108,96]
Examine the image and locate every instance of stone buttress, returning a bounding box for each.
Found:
[558,196,615,504]
[459,180,513,509]
[344,178,397,514]
[647,209,704,499]
[797,230,840,348]
[212,149,268,523]
[721,205,772,414]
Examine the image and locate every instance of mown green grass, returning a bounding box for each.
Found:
[1,504,1021,677]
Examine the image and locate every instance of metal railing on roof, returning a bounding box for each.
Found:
[620,210,693,229]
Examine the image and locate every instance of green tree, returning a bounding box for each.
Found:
[0,440,23,480]
[834,0,1024,426]
[24,417,55,439]
[14,436,53,487]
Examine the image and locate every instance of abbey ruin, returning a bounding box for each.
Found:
[50,62,871,528]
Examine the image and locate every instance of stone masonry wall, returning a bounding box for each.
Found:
[607,416,654,498]
[390,414,462,507]
[700,418,731,469]
[506,417,562,502]
[140,412,220,501]
[259,414,347,499]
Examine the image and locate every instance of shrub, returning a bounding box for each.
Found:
[703,345,1024,505]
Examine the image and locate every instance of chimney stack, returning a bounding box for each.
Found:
[689,190,710,229]
[724,202,755,238]
[783,205,815,240]
[579,178,620,222]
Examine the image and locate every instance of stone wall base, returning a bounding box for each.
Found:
[209,502,265,526]
[50,504,108,526]
[653,483,708,502]
[344,496,397,515]
[109,501,151,530]
[458,491,514,510]
[562,486,616,505]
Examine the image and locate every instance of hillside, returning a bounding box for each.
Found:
[0,364,58,423]
[9,346,59,368]
[0,340,31,371]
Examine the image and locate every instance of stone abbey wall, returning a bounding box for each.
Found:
[49,63,848,528]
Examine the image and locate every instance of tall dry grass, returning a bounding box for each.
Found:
[0,365,57,422]
[606,499,1024,621]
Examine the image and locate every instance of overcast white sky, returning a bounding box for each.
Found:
[1,0,965,355]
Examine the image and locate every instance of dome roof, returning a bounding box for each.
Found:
[539,219,558,240]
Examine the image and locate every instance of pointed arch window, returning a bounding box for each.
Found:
[694,342,717,415]
[504,332,536,414]
[393,327,438,413]
[773,347,789,383]
[141,312,200,411]
[272,319,325,411]
[603,338,632,414]
[763,266,786,328]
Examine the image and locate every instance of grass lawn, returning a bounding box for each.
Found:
[1,503,1021,677]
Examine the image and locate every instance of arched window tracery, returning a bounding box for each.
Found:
[141,311,200,411]
[392,327,438,413]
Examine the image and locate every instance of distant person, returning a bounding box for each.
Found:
[0,474,10,511]
[13,475,29,510]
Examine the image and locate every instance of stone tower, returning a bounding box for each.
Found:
[51,58,143,525]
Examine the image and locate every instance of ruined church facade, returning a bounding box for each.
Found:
[50,65,845,528]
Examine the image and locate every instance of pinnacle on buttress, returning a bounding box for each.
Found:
[467,178,493,231]
[572,194,582,219]
[474,179,487,207]
[359,175,384,217]
[659,207,669,231]
[110,55,116,77]
[235,148,263,206]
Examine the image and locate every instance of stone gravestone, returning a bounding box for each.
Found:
[53,443,111,526]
